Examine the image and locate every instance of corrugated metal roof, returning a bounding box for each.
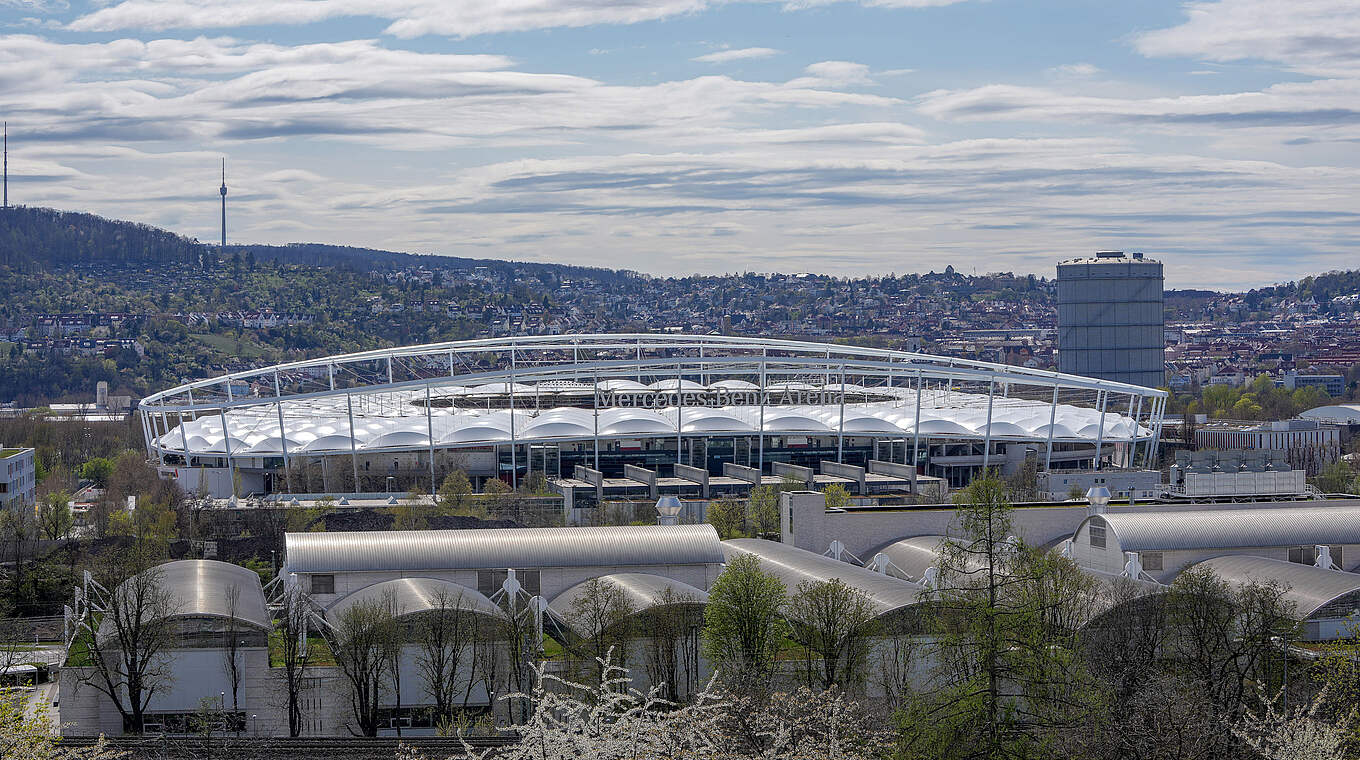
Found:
[285,524,725,574]
[867,535,948,583]
[722,539,922,619]
[102,560,270,638]
[1189,556,1360,619]
[1085,506,1360,554]
[325,577,502,623]
[547,573,708,637]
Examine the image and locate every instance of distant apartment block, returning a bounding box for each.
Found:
[1277,370,1345,397]
[0,447,36,510]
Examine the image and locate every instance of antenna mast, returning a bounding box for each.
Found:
[4,121,8,209]
[219,158,227,255]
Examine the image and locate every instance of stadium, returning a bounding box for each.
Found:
[139,334,1167,500]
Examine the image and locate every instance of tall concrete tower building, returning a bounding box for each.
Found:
[1057,251,1165,388]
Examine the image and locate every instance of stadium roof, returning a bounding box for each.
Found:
[1077,506,1360,555]
[156,388,1150,456]
[1187,556,1360,619]
[325,577,502,622]
[285,524,725,574]
[722,538,923,620]
[142,335,1164,462]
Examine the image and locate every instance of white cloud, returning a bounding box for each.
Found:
[787,60,873,88]
[1135,0,1360,76]
[1047,62,1100,77]
[692,46,780,63]
[67,0,970,37]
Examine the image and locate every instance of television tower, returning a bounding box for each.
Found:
[219,158,227,254]
[4,121,8,209]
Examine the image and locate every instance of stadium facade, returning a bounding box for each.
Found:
[138,334,1167,498]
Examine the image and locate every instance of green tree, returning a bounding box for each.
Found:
[389,491,429,531]
[1314,460,1356,494]
[37,491,73,541]
[437,470,474,514]
[822,483,851,511]
[79,457,115,488]
[706,498,745,540]
[702,552,786,688]
[899,473,1103,760]
[748,486,780,536]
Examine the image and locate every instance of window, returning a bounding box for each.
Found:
[309,574,335,595]
[1142,551,1163,572]
[1089,522,1106,549]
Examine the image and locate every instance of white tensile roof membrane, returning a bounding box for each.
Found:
[156,382,1150,457]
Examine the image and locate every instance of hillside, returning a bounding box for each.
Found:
[0,206,204,271]
[0,205,623,281]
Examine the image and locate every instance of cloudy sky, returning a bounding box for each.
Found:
[2,0,1358,288]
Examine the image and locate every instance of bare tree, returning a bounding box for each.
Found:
[1162,565,1298,714]
[276,582,316,737]
[221,584,243,730]
[640,588,703,702]
[493,600,538,725]
[785,578,879,692]
[329,591,399,736]
[414,587,476,725]
[79,564,179,733]
[565,578,635,686]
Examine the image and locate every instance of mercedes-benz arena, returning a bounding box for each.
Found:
[139,334,1166,498]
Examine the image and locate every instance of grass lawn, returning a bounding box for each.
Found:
[190,332,270,359]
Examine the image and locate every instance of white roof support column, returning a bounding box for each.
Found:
[1094,390,1108,471]
[837,362,846,464]
[758,355,766,474]
[509,342,518,489]
[426,384,437,497]
[219,405,236,498]
[1044,384,1059,472]
[981,376,995,473]
[592,371,600,471]
[346,392,360,493]
[676,363,684,470]
[912,369,923,469]
[1129,393,1142,469]
[275,371,292,494]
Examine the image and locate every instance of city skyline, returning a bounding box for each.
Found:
[1,0,1358,288]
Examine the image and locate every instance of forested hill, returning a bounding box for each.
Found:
[0,206,203,270]
[0,205,624,281]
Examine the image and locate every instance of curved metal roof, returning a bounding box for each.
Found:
[547,573,708,638]
[325,577,502,623]
[722,538,922,620]
[1188,556,1360,619]
[1079,506,1360,554]
[867,535,947,583]
[101,560,270,639]
[285,524,725,574]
